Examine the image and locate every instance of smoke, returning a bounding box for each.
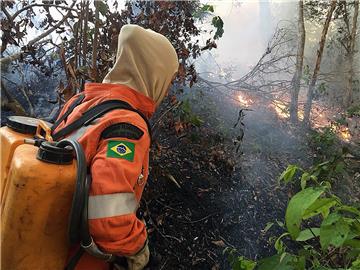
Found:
[196,1,297,79]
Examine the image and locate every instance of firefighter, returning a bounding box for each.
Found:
[53,24,179,270]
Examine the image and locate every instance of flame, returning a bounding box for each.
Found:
[272,100,289,119]
[237,93,253,106]
[339,127,351,142]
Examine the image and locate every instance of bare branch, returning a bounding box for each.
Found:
[0,1,76,65]
[9,3,77,22]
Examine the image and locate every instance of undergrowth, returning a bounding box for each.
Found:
[225,130,359,270]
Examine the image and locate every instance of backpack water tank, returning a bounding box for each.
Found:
[1,116,50,203]
[1,141,76,270]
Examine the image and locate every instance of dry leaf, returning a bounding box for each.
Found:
[211,240,226,247]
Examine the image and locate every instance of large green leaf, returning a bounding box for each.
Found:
[320,213,350,250]
[257,254,305,270]
[286,187,325,239]
[302,197,338,219]
[296,228,320,241]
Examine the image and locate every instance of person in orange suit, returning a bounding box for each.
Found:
[53,24,178,270]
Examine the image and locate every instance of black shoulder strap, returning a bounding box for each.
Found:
[51,94,85,132]
[52,99,152,142]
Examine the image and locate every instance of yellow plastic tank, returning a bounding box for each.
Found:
[1,116,49,202]
[1,143,76,270]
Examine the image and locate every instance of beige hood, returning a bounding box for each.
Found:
[103,24,179,107]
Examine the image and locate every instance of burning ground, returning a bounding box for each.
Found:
[140,85,358,270]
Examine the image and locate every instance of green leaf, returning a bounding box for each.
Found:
[336,205,360,216]
[225,249,257,270]
[211,16,224,39]
[335,162,345,173]
[285,187,325,239]
[351,257,360,269]
[320,213,350,249]
[300,172,310,189]
[257,254,305,270]
[344,239,360,248]
[201,4,214,12]
[274,233,289,254]
[97,1,108,16]
[296,228,320,241]
[276,220,285,228]
[231,256,257,270]
[279,165,299,184]
[302,197,338,219]
[263,222,274,233]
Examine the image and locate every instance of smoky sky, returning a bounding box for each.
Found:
[196,1,297,78]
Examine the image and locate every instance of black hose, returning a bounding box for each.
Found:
[80,174,92,246]
[56,138,125,269]
[56,139,87,244]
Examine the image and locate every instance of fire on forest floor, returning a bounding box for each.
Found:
[236,92,355,143]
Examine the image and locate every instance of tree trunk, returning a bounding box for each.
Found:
[303,0,337,126]
[290,0,306,123]
[91,1,100,82]
[344,0,359,107]
[82,1,89,67]
[1,80,26,116]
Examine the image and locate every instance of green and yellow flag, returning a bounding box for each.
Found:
[107,140,135,161]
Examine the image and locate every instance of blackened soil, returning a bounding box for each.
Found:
[141,95,312,270]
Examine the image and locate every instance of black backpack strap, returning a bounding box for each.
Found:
[101,123,144,140]
[51,94,85,132]
[52,99,152,143]
[64,246,85,270]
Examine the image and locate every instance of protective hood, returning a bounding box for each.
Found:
[103,24,179,107]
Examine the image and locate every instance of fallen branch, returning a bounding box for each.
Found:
[179,213,216,224]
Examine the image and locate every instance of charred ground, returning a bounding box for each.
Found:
[142,89,320,270]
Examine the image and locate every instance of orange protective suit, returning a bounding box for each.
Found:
[56,24,178,270]
[55,83,154,269]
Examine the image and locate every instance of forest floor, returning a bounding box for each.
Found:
[141,89,339,270]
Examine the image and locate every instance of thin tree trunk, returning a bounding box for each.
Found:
[82,1,89,67]
[91,1,100,82]
[75,2,84,93]
[290,0,306,123]
[303,0,337,125]
[344,0,359,106]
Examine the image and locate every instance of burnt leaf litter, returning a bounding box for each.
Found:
[141,91,316,270]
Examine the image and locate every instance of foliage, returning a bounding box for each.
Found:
[312,126,337,149]
[225,248,256,270]
[347,105,360,117]
[309,126,349,164]
[304,0,331,22]
[172,99,204,134]
[228,160,360,270]
[1,0,223,113]
[309,124,351,177]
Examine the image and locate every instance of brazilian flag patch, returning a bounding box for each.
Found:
[107,140,135,161]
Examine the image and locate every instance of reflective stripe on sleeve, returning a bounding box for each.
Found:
[88,192,138,219]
